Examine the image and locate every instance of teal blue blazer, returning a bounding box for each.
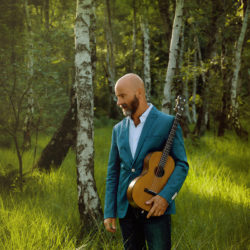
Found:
[104,106,189,219]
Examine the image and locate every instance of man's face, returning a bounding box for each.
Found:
[120,95,139,116]
[115,84,139,117]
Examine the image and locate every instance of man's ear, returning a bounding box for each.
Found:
[136,87,143,98]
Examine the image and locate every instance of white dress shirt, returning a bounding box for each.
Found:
[129,103,153,158]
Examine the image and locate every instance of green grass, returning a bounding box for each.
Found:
[0,128,249,249]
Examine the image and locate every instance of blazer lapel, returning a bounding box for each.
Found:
[132,106,158,165]
[121,117,133,164]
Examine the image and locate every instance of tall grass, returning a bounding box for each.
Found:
[0,128,249,249]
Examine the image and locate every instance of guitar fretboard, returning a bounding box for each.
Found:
[158,113,181,168]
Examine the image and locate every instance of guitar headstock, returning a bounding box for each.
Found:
[174,95,186,115]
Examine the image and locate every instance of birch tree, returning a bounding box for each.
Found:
[179,23,191,124]
[75,0,102,225]
[105,0,118,118]
[230,1,249,136]
[192,49,197,123]
[162,0,184,114]
[37,2,98,172]
[194,34,208,136]
[131,0,137,71]
[141,10,151,101]
[23,0,34,151]
[194,1,224,136]
[90,0,97,82]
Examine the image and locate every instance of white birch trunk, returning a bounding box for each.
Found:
[90,0,97,82]
[178,22,185,69]
[23,0,34,150]
[162,0,184,114]
[75,0,102,223]
[179,23,191,123]
[192,50,197,123]
[141,15,151,101]
[231,2,249,116]
[183,81,191,122]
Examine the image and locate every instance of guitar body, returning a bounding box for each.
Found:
[127,151,175,211]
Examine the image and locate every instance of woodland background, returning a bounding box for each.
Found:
[0,0,249,249]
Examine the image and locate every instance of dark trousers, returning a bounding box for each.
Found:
[119,205,171,250]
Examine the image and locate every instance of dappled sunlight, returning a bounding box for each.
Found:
[186,138,249,207]
[0,195,76,249]
[0,127,249,249]
[185,162,249,208]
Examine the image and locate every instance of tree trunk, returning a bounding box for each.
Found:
[230,1,249,137]
[141,14,151,101]
[131,0,137,71]
[10,37,23,191]
[90,0,97,83]
[105,0,119,119]
[218,84,230,136]
[218,34,231,137]
[162,0,184,114]
[191,49,197,124]
[193,35,208,136]
[37,1,99,172]
[13,134,23,192]
[194,1,224,136]
[23,0,34,151]
[75,0,102,227]
[22,88,33,151]
[175,22,190,137]
[179,22,191,124]
[157,0,172,44]
[44,0,49,30]
[36,88,77,171]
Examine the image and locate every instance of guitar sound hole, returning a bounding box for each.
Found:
[154,166,164,177]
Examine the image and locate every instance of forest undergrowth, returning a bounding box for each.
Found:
[0,127,249,249]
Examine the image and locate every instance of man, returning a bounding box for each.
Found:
[104,73,189,250]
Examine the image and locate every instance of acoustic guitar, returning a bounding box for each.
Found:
[127,96,185,211]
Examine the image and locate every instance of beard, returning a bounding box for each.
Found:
[121,95,139,117]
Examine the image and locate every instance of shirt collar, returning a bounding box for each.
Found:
[129,103,153,124]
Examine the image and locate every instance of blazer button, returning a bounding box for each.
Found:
[131,168,135,172]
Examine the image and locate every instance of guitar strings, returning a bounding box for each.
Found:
[149,117,179,193]
[146,96,184,197]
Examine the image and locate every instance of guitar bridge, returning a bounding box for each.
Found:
[144,188,157,196]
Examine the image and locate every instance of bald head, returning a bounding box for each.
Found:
[115,73,148,119]
[115,73,145,94]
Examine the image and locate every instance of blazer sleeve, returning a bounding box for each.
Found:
[104,127,120,219]
[158,124,189,205]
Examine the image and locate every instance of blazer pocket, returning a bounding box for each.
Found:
[120,163,130,171]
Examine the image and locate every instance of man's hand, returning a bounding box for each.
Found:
[146,195,168,219]
[104,218,116,233]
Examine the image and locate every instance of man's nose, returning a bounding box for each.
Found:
[117,98,121,106]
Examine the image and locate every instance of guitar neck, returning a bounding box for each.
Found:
[159,113,181,168]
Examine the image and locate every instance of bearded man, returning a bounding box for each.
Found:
[104,73,189,250]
